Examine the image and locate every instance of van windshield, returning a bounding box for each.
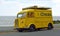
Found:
[17,13,26,18]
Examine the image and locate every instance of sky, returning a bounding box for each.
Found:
[0,0,60,16]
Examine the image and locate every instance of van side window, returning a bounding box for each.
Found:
[27,12,34,17]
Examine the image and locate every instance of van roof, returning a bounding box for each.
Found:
[18,9,51,14]
[22,6,51,10]
[18,9,35,14]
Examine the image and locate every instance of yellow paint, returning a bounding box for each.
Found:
[14,6,53,29]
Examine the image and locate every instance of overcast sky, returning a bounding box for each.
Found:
[0,0,60,16]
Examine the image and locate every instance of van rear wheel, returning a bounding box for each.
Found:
[47,23,53,30]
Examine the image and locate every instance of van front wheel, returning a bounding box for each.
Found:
[29,25,35,32]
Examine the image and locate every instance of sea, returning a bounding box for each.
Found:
[0,16,60,26]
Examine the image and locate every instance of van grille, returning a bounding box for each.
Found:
[15,19,18,27]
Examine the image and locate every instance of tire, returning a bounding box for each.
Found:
[47,23,53,30]
[29,25,35,32]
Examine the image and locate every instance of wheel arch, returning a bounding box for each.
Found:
[28,24,36,28]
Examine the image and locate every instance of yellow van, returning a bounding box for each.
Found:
[14,6,53,32]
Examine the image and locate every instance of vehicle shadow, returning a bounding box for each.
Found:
[18,29,50,33]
